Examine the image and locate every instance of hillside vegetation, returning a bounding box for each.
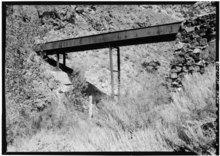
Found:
[5,3,217,154]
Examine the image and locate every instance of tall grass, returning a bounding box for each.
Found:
[10,119,170,151]
[153,64,217,154]
[8,69,172,151]
[8,64,216,153]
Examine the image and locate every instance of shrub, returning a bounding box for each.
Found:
[153,64,217,154]
[64,66,88,112]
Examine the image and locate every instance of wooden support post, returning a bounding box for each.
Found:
[56,53,59,70]
[63,53,66,67]
[116,47,121,97]
[109,46,114,98]
[40,50,44,58]
[89,96,93,119]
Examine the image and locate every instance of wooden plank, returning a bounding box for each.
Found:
[35,22,182,54]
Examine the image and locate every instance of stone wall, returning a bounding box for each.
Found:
[169,13,216,89]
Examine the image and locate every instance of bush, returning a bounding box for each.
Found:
[153,64,217,154]
[64,66,88,112]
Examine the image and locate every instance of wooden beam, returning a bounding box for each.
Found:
[63,53,66,66]
[56,53,59,70]
[35,22,182,54]
[109,47,114,98]
[117,47,121,97]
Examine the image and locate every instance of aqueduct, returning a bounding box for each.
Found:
[34,11,216,97]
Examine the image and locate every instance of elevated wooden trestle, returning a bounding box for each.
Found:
[35,21,182,98]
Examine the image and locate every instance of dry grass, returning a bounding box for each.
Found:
[8,69,172,152]
[6,4,217,153]
[152,64,217,154]
[7,64,216,153]
[8,63,216,153]
[9,122,170,152]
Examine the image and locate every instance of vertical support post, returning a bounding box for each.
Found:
[40,50,44,58]
[116,47,121,97]
[63,53,66,67]
[89,96,93,119]
[56,53,59,70]
[109,46,114,98]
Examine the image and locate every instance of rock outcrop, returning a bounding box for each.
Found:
[168,13,216,89]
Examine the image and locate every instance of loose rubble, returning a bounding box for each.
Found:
[142,60,161,73]
[168,13,216,89]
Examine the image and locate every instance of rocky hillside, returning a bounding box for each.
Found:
[168,13,216,89]
[31,3,215,95]
[5,2,217,153]
[32,4,181,96]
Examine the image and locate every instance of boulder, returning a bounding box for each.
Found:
[186,57,195,65]
[184,52,191,59]
[48,80,55,89]
[175,66,182,72]
[199,38,208,46]
[188,66,194,71]
[181,44,191,53]
[176,33,182,40]
[59,85,73,93]
[174,50,184,57]
[171,68,177,73]
[195,60,205,66]
[192,53,201,62]
[175,42,185,50]
[182,66,188,72]
[185,27,194,33]
[75,6,84,14]
[193,48,202,54]
[178,72,185,79]
[171,81,180,87]
[177,76,182,82]
[51,71,72,85]
[175,56,186,64]
[170,73,178,79]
